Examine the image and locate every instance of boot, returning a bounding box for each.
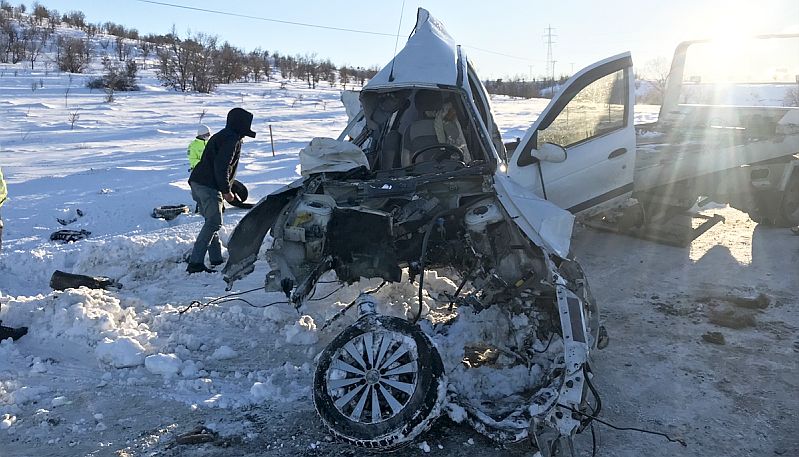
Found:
[186,263,216,274]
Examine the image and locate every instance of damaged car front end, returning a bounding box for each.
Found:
[223,8,604,454]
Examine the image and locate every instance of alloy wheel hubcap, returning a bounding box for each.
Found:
[327,330,420,424]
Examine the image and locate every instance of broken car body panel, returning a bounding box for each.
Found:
[365,8,464,91]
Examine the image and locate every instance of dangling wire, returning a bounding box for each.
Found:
[308,284,346,302]
[557,403,687,447]
[179,286,274,315]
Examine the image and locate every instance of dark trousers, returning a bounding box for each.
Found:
[188,183,224,265]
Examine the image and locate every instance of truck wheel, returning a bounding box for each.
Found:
[313,315,445,450]
[779,173,799,226]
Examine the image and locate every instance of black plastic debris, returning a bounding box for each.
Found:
[49,270,122,291]
[174,426,218,445]
[50,229,91,243]
[0,322,27,341]
[152,205,190,221]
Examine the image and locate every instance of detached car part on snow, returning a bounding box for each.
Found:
[223,8,603,454]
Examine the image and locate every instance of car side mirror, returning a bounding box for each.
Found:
[530,142,567,163]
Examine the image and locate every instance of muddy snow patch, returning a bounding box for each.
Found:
[250,362,312,404]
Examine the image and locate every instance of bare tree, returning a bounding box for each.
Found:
[139,40,151,68]
[190,33,217,93]
[638,57,670,105]
[61,10,86,30]
[115,35,131,61]
[339,65,351,89]
[247,48,264,82]
[24,26,43,69]
[297,53,319,89]
[320,59,336,87]
[31,2,48,25]
[56,36,89,73]
[157,28,218,93]
[1,18,24,63]
[214,41,245,84]
[68,109,79,129]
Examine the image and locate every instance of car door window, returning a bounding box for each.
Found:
[538,69,627,148]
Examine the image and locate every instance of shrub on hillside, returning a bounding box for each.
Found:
[56,36,89,73]
[87,57,139,92]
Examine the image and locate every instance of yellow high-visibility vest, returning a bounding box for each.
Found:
[188,138,208,170]
[0,166,7,207]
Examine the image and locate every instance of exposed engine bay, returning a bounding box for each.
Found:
[223,146,604,453]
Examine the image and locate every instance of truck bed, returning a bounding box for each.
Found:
[632,105,799,191]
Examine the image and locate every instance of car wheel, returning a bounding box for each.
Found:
[313,315,445,450]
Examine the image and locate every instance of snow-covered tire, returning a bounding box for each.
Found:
[313,315,446,451]
[151,204,190,221]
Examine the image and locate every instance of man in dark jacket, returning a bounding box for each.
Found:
[186,108,256,274]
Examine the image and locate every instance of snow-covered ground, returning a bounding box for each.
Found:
[1,57,797,457]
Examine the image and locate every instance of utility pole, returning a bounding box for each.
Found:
[543,25,557,85]
[552,60,557,85]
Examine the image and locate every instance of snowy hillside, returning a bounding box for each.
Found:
[1,14,796,457]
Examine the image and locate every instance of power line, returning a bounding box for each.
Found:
[132,0,397,37]
[132,0,541,67]
[461,43,541,63]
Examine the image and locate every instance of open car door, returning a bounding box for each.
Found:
[505,53,636,215]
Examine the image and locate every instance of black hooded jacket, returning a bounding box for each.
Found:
[189,108,256,194]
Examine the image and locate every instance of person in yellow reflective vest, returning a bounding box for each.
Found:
[0,166,7,252]
[188,125,211,171]
[0,165,28,341]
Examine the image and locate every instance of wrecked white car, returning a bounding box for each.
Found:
[223,8,612,454]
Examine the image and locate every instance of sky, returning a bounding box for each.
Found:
[36,0,799,80]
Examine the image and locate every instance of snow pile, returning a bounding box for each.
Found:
[144,353,183,376]
[96,336,147,368]
[1,288,156,370]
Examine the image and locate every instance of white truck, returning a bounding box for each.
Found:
[506,34,799,245]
